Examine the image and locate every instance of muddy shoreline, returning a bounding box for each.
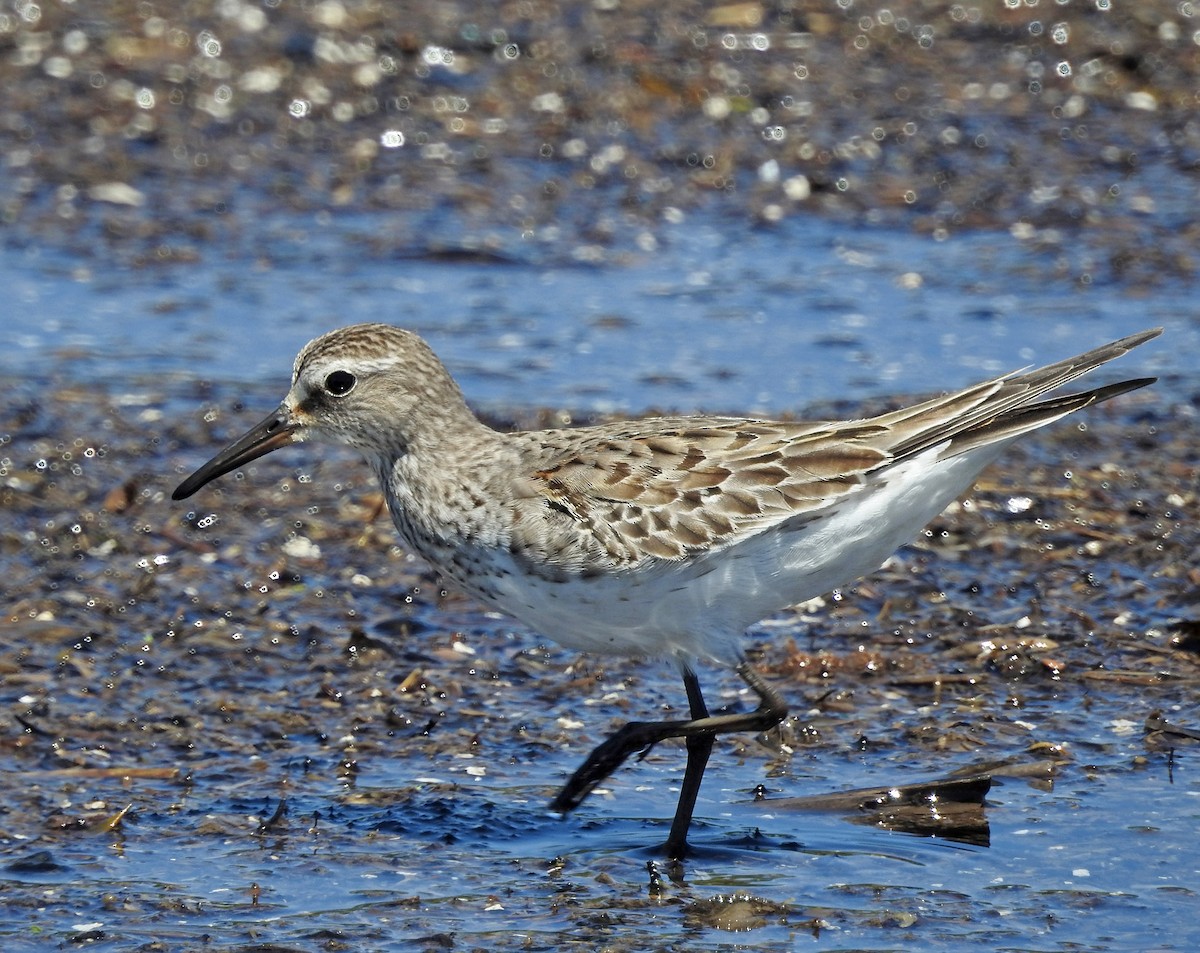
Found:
[2,2,1198,283]
[1,370,1196,947]
[3,1,1199,948]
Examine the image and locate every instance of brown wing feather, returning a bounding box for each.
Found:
[515,419,889,567]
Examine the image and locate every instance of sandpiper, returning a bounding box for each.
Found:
[174,324,1160,857]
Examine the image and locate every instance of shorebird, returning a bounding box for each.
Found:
[173,325,1159,857]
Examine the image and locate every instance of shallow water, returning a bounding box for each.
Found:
[2,0,1199,946]
[4,214,1194,413]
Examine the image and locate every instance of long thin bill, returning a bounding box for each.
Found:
[172,407,296,500]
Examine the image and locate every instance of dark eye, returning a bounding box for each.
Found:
[324,370,356,396]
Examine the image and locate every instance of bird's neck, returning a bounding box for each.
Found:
[370,414,512,550]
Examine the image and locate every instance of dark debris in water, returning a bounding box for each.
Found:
[0,376,1197,948]
[757,767,994,847]
[1144,710,1200,749]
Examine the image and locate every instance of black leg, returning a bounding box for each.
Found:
[663,668,714,858]
[549,662,788,854]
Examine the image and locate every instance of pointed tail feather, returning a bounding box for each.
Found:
[943,376,1157,458]
[886,328,1161,462]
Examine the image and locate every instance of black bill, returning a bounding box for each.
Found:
[172,406,297,500]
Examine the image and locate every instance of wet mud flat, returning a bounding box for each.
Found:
[2,2,1200,947]
[2,1,1199,284]
[0,373,1197,950]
